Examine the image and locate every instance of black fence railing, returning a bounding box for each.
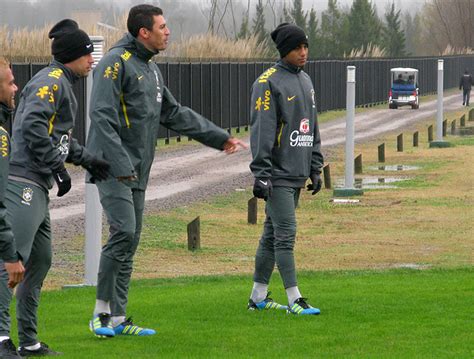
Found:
[8,55,474,145]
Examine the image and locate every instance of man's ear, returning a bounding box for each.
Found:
[138,27,150,40]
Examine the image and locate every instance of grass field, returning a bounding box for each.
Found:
[10,269,474,358]
[17,106,472,357]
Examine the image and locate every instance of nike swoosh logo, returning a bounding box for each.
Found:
[137,75,144,80]
[287,96,296,101]
[86,44,92,49]
[259,180,268,185]
[57,174,63,183]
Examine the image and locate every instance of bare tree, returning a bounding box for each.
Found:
[421,0,474,54]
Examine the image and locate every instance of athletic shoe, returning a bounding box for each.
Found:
[89,312,115,338]
[113,317,156,336]
[287,297,320,315]
[247,292,288,311]
[18,342,61,356]
[0,339,21,358]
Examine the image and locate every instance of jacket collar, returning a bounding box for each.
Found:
[125,33,158,62]
[277,59,303,74]
[50,60,80,84]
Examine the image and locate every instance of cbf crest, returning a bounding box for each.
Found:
[21,187,33,206]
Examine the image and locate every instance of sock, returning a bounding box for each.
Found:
[0,336,10,342]
[250,282,268,303]
[94,299,111,315]
[111,316,126,327]
[286,286,302,305]
[24,342,41,351]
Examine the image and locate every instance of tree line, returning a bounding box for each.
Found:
[230,0,474,58]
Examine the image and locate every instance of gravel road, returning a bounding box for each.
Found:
[49,93,465,242]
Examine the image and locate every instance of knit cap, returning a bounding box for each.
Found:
[48,19,93,63]
[271,23,308,58]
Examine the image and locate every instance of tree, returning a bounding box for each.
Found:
[237,12,250,39]
[320,0,345,58]
[252,0,267,45]
[420,0,474,54]
[382,2,406,57]
[289,0,307,31]
[307,7,320,58]
[346,0,382,52]
[403,12,424,56]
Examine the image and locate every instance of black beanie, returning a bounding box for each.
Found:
[271,23,308,58]
[48,19,93,64]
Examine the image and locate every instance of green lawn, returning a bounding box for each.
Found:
[10,269,474,358]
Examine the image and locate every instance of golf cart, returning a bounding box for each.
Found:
[388,67,419,109]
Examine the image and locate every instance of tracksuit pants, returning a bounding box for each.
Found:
[462,89,470,106]
[95,179,145,317]
[0,180,51,347]
[253,186,300,289]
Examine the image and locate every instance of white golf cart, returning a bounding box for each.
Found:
[388,67,419,109]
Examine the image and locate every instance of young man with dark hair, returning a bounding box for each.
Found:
[0,57,25,359]
[248,23,324,315]
[0,20,110,356]
[86,4,247,338]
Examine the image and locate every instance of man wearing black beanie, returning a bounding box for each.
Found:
[0,19,110,356]
[248,23,324,315]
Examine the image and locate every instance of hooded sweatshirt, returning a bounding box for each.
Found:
[86,33,230,190]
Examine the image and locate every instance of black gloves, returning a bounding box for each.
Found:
[52,167,72,197]
[253,178,272,201]
[307,173,322,195]
[83,157,110,182]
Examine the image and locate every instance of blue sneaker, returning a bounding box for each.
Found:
[287,297,320,315]
[89,313,115,338]
[113,317,156,336]
[247,292,288,311]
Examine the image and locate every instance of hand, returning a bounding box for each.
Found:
[307,173,322,195]
[4,261,25,289]
[52,167,72,197]
[222,137,248,154]
[83,157,110,182]
[253,178,272,201]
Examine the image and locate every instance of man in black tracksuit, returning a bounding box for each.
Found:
[0,57,25,359]
[0,20,109,356]
[86,4,246,338]
[248,23,324,315]
[459,69,473,106]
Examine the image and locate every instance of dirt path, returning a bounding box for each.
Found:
[49,93,465,240]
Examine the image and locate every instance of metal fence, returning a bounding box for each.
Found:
[8,55,474,145]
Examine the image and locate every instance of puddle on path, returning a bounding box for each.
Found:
[335,176,411,189]
[368,164,420,171]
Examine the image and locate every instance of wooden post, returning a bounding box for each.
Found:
[469,108,474,121]
[378,143,385,163]
[450,120,456,135]
[354,154,362,174]
[413,131,419,147]
[428,125,433,142]
[323,164,331,189]
[187,217,200,251]
[442,119,447,137]
[247,197,258,225]
[460,115,466,127]
[397,134,403,152]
